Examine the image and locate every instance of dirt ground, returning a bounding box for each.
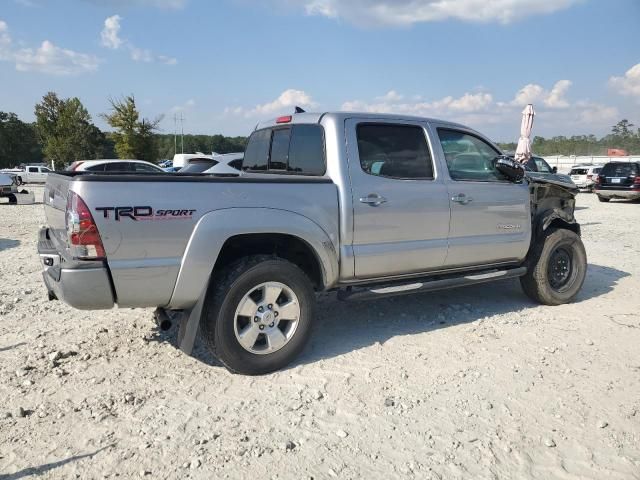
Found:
[1,186,639,480]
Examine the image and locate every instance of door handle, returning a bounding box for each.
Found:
[451,193,473,205]
[359,194,388,206]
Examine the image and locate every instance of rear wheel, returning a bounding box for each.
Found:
[520,228,587,306]
[201,256,315,375]
[597,195,610,202]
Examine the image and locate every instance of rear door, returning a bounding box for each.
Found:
[346,118,450,278]
[431,125,531,268]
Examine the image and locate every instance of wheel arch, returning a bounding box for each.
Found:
[168,208,339,309]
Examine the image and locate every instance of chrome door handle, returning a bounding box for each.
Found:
[359,194,388,206]
[451,194,473,205]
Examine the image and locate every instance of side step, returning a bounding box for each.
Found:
[337,267,527,302]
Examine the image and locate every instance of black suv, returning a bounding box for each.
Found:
[595,161,640,202]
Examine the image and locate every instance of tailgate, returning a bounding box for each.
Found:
[43,173,72,251]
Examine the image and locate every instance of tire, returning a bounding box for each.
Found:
[597,195,610,202]
[201,255,315,375]
[520,228,587,306]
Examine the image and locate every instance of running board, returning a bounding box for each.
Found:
[337,267,527,302]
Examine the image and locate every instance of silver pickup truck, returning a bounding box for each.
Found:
[38,112,586,374]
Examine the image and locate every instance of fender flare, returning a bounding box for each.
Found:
[168,207,339,309]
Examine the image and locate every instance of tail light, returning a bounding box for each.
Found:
[66,191,106,259]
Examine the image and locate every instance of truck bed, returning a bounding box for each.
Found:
[44,172,339,308]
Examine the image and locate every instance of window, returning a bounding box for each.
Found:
[105,162,133,172]
[180,159,218,173]
[86,164,106,172]
[243,125,326,175]
[356,124,434,179]
[601,163,639,176]
[243,129,271,171]
[437,129,505,182]
[288,125,325,175]
[270,129,291,170]
[228,159,243,170]
[533,157,552,173]
[133,163,162,172]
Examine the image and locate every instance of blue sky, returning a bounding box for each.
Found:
[1,0,639,141]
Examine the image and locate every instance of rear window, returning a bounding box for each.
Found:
[570,168,588,175]
[243,125,325,175]
[601,163,638,176]
[180,159,218,173]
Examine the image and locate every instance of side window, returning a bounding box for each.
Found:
[105,162,132,172]
[86,164,106,172]
[437,129,505,182]
[356,124,434,180]
[243,129,271,171]
[288,125,325,175]
[228,159,243,170]
[134,163,161,172]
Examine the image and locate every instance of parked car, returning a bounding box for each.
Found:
[39,112,585,375]
[523,156,574,184]
[594,161,640,202]
[569,164,603,192]
[180,153,243,174]
[67,159,165,173]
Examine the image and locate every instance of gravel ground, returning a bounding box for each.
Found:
[1,187,639,479]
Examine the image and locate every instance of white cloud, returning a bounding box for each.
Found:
[101,14,123,49]
[0,20,99,75]
[100,14,177,65]
[227,89,318,117]
[609,62,640,98]
[298,0,582,26]
[342,91,493,117]
[509,80,572,108]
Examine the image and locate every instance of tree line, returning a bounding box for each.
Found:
[0,92,247,170]
[1,92,638,170]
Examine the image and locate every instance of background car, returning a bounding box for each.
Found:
[569,164,603,192]
[594,161,640,202]
[67,159,165,173]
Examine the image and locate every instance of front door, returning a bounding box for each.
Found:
[346,118,450,279]
[432,126,531,267]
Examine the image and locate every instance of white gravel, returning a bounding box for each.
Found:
[1,187,639,479]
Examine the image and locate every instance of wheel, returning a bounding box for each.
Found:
[520,228,587,306]
[201,255,315,375]
[597,195,610,202]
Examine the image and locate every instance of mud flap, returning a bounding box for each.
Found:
[178,286,207,355]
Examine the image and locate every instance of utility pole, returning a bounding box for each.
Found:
[173,114,178,157]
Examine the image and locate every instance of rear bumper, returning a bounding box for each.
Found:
[595,189,640,200]
[38,227,115,310]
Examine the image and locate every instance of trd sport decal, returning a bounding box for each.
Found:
[95,206,196,221]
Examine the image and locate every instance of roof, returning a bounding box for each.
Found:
[254,111,469,131]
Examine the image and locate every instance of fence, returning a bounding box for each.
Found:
[541,155,640,173]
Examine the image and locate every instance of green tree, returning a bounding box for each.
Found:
[34,92,103,169]
[0,112,42,169]
[102,96,161,162]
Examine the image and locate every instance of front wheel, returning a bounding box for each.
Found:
[201,256,315,375]
[520,228,587,306]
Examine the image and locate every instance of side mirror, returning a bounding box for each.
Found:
[552,166,558,173]
[494,156,525,182]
